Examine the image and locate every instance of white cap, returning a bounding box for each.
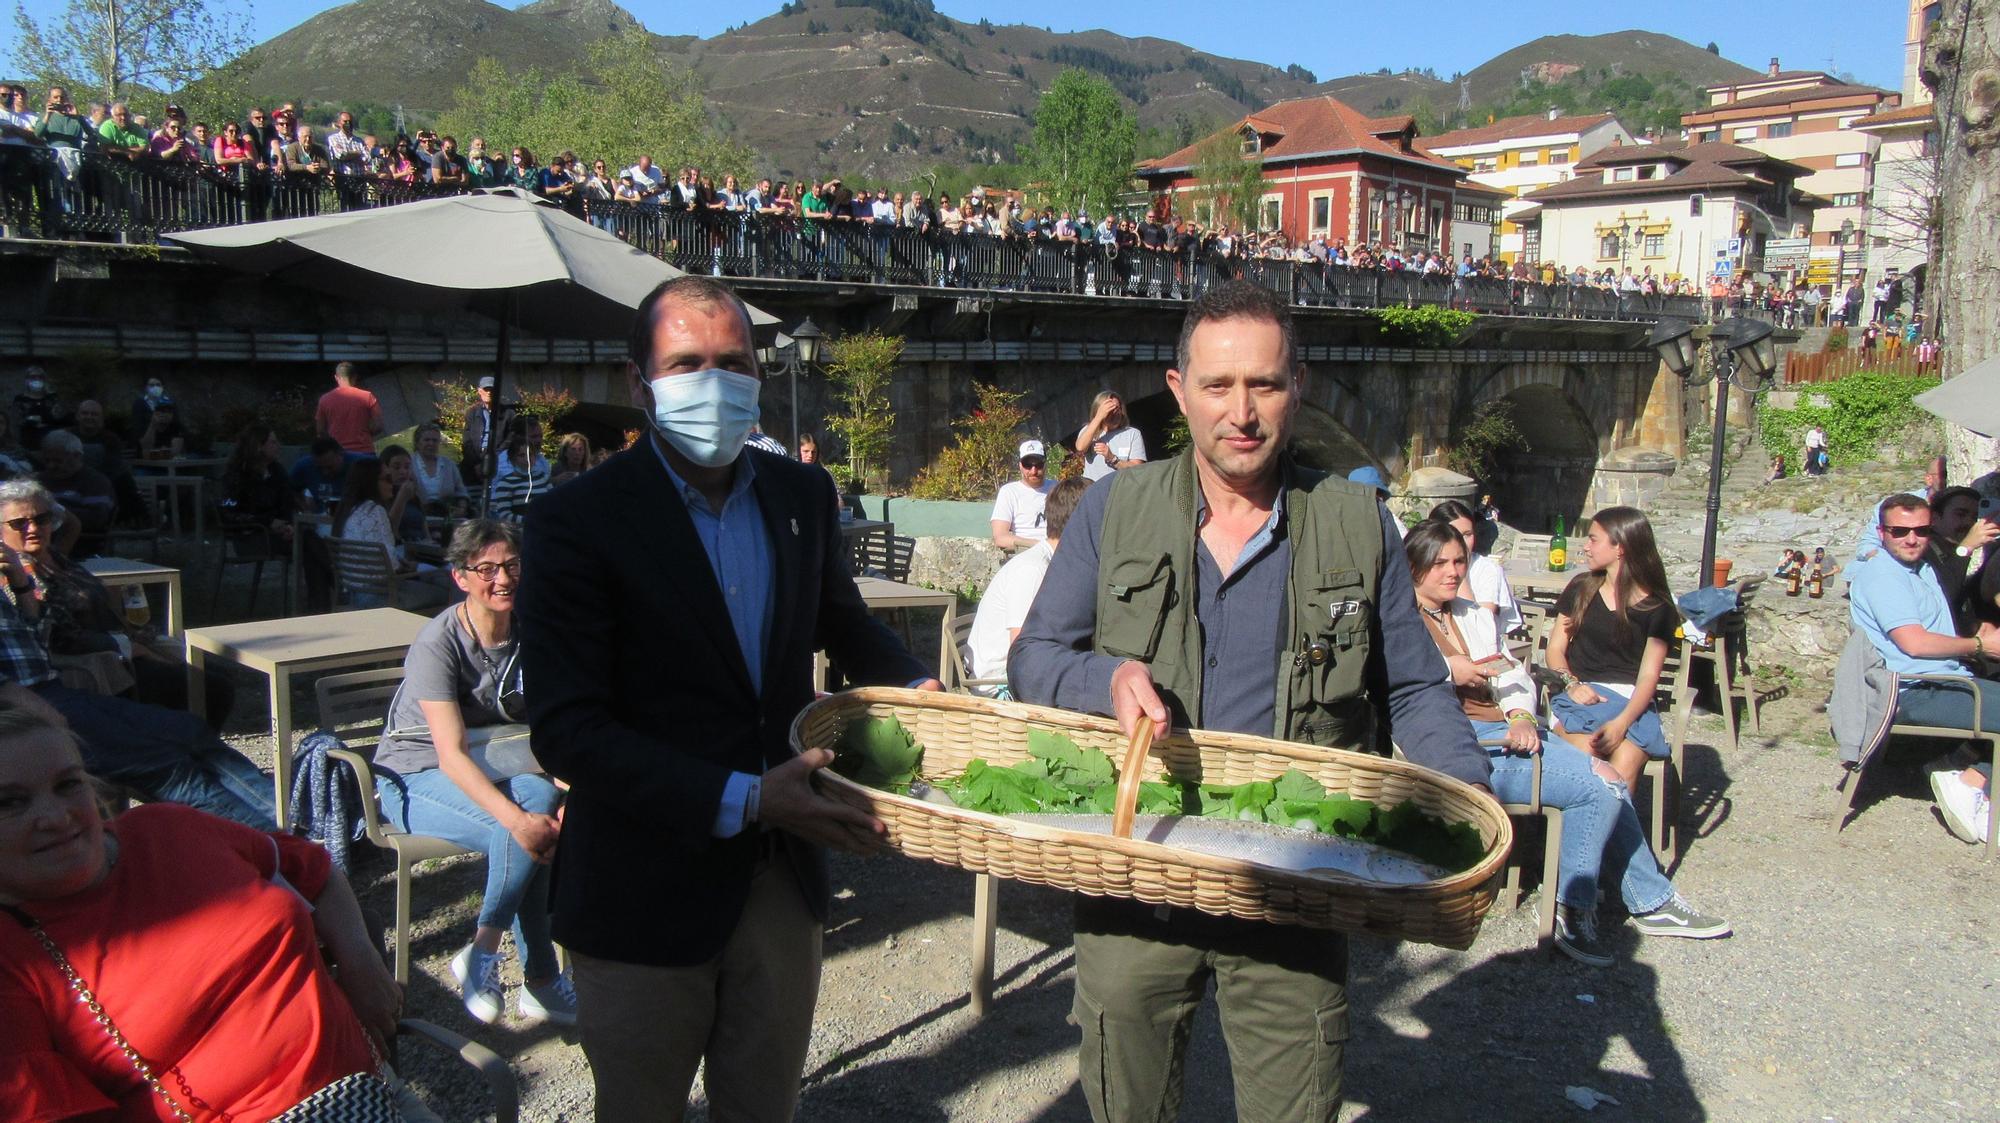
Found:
[1018,440,1046,460]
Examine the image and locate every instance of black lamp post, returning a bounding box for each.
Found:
[1649,316,1779,582]
[758,317,823,450]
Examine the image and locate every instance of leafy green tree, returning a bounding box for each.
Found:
[435,29,749,176]
[10,0,249,106]
[1190,128,1264,231]
[1024,69,1137,216]
[822,330,903,493]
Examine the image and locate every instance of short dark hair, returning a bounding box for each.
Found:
[1402,518,1466,582]
[310,436,343,457]
[1930,486,1980,516]
[1879,492,1930,522]
[1429,499,1478,524]
[1044,477,1090,542]
[1175,280,1297,372]
[627,276,756,375]
[447,518,522,570]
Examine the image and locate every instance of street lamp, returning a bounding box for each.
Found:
[759,317,824,450]
[1649,315,1777,583]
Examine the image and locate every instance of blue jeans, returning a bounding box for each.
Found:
[1896,677,2000,734]
[1473,720,1674,914]
[37,681,278,830]
[378,766,561,979]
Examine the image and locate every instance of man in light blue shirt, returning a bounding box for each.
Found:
[1849,492,2000,729]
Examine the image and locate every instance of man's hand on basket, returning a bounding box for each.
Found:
[761,748,884,856]
[1111,660,1169,742]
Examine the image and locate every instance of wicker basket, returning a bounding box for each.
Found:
[792,688,1513,949]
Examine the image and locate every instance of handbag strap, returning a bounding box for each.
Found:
[5,904,211,1122]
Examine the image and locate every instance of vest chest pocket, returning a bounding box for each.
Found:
[1300,570,1373,697]
[1100,553,1176,662]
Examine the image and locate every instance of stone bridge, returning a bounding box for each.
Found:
[0,241,1694,527]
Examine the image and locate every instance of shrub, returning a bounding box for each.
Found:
[1373,305,1475,347]
[431,376,574,458]
[1824,325,1849,352]
[1758,371,1942,468]
[909,383,1032,500]
[1445,399,1529,482]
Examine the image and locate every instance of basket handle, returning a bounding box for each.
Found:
[1110,721,1156,840]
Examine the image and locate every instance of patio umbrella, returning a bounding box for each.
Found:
[1914,353,2000,438]
[165,188,778,506]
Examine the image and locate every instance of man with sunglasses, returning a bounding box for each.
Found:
[1850,492,2000,726]
[990,439,1054,551]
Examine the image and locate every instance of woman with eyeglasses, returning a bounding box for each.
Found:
[0,478,235,725]
[372,519,574,1026]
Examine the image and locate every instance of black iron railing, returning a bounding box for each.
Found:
[0,150,1704,323]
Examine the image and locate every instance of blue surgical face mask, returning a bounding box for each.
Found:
[646,368,761,469]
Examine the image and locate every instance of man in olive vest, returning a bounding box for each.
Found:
[1010,281,1493,1121]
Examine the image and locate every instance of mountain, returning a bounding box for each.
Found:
[234,0,1759,181]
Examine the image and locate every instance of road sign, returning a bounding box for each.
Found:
[1764,238,1812,271]
[1728,237,1743,255]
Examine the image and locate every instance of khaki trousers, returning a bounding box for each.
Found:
[572,858,822,1122]
[1071,899,1349,1123]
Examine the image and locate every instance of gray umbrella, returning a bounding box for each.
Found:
[166,187,778,505]
[1914,353,2000,439]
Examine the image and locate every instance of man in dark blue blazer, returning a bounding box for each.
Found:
[520,276,938,1120]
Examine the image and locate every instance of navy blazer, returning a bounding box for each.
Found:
[519,441,927,967]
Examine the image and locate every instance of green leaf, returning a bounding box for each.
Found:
[1272,769,1327,803]
[831,716,924,790]
[1026,729,1115,788]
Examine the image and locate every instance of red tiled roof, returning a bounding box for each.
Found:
[1576,140,1784,171]
[1137,96,1464,176]
[1519,143,1809,204]
[1850,103,1937,128]
[1421,112,1621,151]
[1684,82,1896,119]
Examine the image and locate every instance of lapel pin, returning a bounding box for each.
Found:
[790,517,799,535]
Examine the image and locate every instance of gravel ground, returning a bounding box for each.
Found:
[211,674,1995,1122]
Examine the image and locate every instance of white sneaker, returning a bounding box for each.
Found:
[1930,770,1991,844]
[450,944,505,1025]
[519,970,578,1026]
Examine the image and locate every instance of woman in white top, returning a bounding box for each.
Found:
[1431,499,1522,634]
[330,458,450,609]
[1404,520,1727,966]
[410,424,469,513]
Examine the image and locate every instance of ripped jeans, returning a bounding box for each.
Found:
[1472,720,1675,914]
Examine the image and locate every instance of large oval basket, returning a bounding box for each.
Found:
[792,688,1512,949]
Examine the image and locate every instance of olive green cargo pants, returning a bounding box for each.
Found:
[1071,898,1349,1123]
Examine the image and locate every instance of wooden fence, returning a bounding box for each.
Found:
[1782,348,1943,384]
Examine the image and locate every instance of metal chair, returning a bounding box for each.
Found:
[852,533,916,583]
[395,1019,519,1123]
[314,666,475,987]
[213,502,288,617]
[107,486,162,560]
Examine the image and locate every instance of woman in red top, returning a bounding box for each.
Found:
[0,703,404,1120]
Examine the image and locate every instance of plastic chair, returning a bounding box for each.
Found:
[314,666,474,987]
[395,1019,519,1123]
[213,502,288,617]
[940,612,1007,1014]
[326,536,402,609]
[941,614,1008,695]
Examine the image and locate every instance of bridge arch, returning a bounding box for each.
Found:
[1460,362,1603,529]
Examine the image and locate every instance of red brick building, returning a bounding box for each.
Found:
[1134,96,1471,254]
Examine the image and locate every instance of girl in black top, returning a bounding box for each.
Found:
[1545,506,1681,787]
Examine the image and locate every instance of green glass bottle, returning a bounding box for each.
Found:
[1548,515,1567,572]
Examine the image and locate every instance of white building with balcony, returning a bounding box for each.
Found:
[1421,111,1634,262]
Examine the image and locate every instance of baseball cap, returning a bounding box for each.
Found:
[1346,466,1390,495]
[477,376,495,390]
[1018,440,1046,461]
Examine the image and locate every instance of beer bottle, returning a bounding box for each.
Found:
[1808,560,1825,599]
[1548,515,1567,572]
[1785,551,1804,596]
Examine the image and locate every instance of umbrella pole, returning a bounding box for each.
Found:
[481,294,512,518]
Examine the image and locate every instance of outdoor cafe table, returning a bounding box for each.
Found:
[815,576,957,689]
[1510,565,1583,602]
[185,607,429,830]
[82,556,183,638]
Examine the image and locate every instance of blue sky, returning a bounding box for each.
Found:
[10,0,1909,93]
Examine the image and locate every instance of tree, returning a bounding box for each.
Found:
[1706,41,1720,55]
[1190,127,1264,231]
[822,330,903,493]
[10,0,249,106]
[1024,69,1137,216]
[1921,0,2000,484]
[435,29,750,176]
